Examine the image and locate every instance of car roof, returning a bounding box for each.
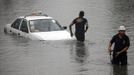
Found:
[18,13,54,21]
[25,16,53,21]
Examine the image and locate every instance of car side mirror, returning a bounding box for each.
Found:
[62,26,67,30]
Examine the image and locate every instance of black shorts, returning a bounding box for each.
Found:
[75,33,85,42]
[112,52,127,65]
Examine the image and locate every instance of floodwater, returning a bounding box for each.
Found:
[0,0,134,75]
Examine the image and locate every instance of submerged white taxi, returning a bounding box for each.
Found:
[4,13,72,40]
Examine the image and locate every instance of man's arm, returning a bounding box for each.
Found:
[108,42,113,54]
[69,22,74,37]
[85,22,88,33]
[118,47,129,54]
[108,36,115,53]
[116,46,129,57]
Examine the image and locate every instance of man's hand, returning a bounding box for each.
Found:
[84,30,87,33]
[108,47,112,55]
[70,32,73,37]
[115,52,121,57]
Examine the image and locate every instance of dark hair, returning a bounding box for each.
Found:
[79,11,84,17]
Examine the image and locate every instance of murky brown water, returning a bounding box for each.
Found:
[0,0,134,75]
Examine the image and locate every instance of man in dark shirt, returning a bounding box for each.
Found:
[108,26,130,65]
[69,11,88,42]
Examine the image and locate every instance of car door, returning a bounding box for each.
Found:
[10,18,23,35]
[19,19,29,38]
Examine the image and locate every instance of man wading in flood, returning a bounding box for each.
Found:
[108,26,130,65]
[69,11,88,42]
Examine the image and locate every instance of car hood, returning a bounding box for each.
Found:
[31,30,73,40]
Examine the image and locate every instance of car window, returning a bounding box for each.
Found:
[29,19,62,32]
[50,20,62,31]
[11,18,22,30]
[20,20,28,33]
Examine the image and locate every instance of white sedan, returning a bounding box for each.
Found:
[4,13,72,40]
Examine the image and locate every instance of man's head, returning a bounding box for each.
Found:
[118,26,126,36]
[79,11,84,17]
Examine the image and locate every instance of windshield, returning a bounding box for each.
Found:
[29,19,62,32]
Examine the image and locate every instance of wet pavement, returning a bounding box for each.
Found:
[0,0,134,75]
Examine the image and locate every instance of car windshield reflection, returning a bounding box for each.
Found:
[29,19,62,32]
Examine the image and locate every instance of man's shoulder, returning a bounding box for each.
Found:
[124,34,129,39]
[83,18,87,20]
[113,34,118,37]
[73,17,79,21]
[75,17,79,20]
[72,17,79,23]
[82,18,87,23]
